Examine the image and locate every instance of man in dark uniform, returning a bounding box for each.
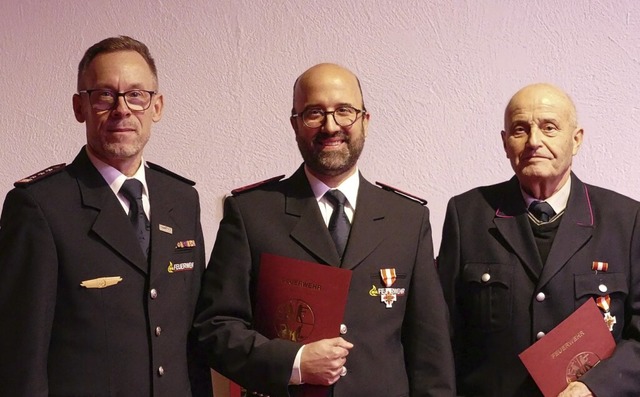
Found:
[195,63,455,396]
[437,83,640,396]
[0,36,211,396]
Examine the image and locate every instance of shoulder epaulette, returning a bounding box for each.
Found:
[375,181,428,205]
[147,162,195,186]
[14,163,66,187]
[231,175,285,196]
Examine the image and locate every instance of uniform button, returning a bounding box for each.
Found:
[536,331,546,340]
[158,366,164,376]
[155,326,162,336]
[536,292,546,302]
[481,273,491,282]
[339,324,347,335]
[150,288,158,299]
[599,284,608,293]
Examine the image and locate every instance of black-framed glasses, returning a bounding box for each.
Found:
[291,106,366,128]
[78,89,156,111]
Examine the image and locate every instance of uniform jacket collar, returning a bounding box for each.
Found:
[493,173,594,286]
[68,147,178,276]
[285,165,389,270]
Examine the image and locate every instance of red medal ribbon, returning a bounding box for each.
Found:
[591,261,609,272]
[596,295,611,313]
[380,268,397,288]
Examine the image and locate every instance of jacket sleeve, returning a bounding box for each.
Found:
[436,197,468,394]
[187,190,215,397]
[194,196,300,396]
[403,205,457,396]
[0,188,58,396]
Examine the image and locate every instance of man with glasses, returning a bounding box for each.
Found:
[0,36,211,396]
[195,63,455,396]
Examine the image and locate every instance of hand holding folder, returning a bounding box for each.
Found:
[253,253,353,396]
[519,299,615,397]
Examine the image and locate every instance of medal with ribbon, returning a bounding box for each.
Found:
[592,261,616,331]
[377,268,405,308]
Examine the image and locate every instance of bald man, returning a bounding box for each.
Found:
[437,84,640,397]
[195,63,455,396]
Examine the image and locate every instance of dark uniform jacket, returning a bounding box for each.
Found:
[0,148,211,397]
[437,173,640,397]
[194,166,456,397]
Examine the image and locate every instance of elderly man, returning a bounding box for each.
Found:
[437,83,640,396]
[195,63,455,396]
[0,36,210,396]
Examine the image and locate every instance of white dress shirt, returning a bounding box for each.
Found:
[86,149,150,219]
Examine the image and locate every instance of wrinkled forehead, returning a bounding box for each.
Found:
[505,87,576,125]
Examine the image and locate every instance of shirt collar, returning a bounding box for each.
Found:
[521,177,571,214]
[304,166,360,210]
[85,148,149,198]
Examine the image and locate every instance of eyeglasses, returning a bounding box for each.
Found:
[78,89,156,111]
[291,106,366,128]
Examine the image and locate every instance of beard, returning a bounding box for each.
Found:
[100,137,148,159]
[296,129,365,177]
[89,130,149,162]
[104,138,147,158]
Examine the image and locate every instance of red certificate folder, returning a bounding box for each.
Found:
[518,298,616,397]
[253,253,352,396]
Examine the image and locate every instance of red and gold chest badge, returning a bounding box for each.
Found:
[592,261,616,331]
[368,268,405,308]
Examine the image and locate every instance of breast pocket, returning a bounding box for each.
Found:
[461,263,513,332]
[167,247,198,287]
[574,272,628,311]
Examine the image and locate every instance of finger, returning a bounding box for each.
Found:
[327,374,341,386]
[331,347,350,359]
[333,337,354,349]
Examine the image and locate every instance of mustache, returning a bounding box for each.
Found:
[314,131,349,142]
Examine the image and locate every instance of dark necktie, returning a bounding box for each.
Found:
[528,200,556,223]
[325,190,351,258]
[120,179,150,257]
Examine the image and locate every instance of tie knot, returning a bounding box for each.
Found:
[325,189,348,207]
[120,179,143,201]
[528,200,556,222]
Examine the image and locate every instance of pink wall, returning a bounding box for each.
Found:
[2,0,640,252]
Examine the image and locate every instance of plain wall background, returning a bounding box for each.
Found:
[2,0,640,254]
